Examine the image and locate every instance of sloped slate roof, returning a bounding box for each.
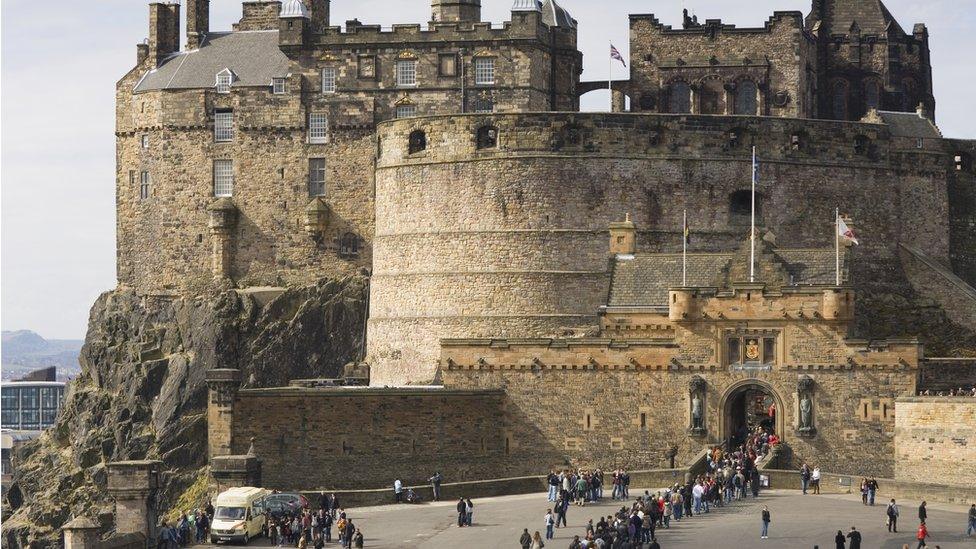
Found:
[542,0,576,29]
[134,31,289,92]
[608,248,842,307]
[876,111,942,139]
[823,0,905,36]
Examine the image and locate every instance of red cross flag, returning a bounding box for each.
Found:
[838,217,859,245]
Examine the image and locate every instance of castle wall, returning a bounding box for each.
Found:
[370,112,953,385]
[229,387,558,490]
[441,357,917,478]
[894,397,976,488]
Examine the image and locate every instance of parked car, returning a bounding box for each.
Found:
[262,492,309,518]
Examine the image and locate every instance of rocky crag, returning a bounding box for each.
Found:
[2,276,368,547]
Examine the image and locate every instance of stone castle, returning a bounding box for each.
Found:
[116,0,976,495]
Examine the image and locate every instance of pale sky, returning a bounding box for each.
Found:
[1,0,973,339]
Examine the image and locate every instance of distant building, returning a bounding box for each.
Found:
[1,366,65,431]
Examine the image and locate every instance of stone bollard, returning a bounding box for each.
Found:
[107,460,162,547]
[62,517,101,549]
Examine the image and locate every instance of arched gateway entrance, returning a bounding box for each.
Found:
[720,380,785,448]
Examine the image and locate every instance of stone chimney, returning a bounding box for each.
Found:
[608,214,637,255]
[148,2,180,68]
[308,0,330,31]
[432,0,482,22]
[186,0,209,50]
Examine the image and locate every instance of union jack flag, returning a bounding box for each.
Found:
[610,44,626,67]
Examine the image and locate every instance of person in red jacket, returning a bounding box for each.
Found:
[916,521,929,548]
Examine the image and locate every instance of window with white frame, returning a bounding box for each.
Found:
[214,111,234,142]
[216,70,233,93]
[396,105,417,119]
[139,171,151,200]
[308,113,328,144]
[141,135,150,149]
[309,158,326,197]
[474,57,495,85]
[213,160,234,197]
[321,68,337,94]
[396,60,417,87]
[272,78,286,95]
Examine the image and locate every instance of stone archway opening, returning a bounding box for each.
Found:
[722,381,782,449]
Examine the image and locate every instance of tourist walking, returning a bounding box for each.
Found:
[394,478,403,503]
[968,503,976,536]
[916,521,929,548]
[847,526,862,549]
[835,530,846,549]
[456,497,466,527]
[887,499,900,533]
[811,466,822,494]
[867,478,879,505]
[800,463,811,494]
[530,531,545,549]
[761,505,770,539]
[545,509,555,540]
[547,471,559,502]
[919,501,928,524]
[429,472,443,501]
[519,528,532,549]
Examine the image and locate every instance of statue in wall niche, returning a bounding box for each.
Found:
[797,375,817,436]
[688,375,707,435]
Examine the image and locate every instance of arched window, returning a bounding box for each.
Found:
[735,80,758,115]
[645,189,661,227]
[476,126,498,149]
[832,81,849,120]
[730,190,761,224]
[339,232,359,258]
[864,79,881,112]
[700,80,722,115]
[669,82,691,114]
[408,130,427,154]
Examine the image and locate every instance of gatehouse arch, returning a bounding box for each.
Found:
[718,378,785,448]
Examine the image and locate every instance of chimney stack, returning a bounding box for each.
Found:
[307,0,330,31]
[148,2,180,68]
[186,0,210,50]
[431,0,482,22]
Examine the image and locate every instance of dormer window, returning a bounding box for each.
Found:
[216,69,234,94]
[272,78,287,95]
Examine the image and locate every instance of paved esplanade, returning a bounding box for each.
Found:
[207,489,972,548]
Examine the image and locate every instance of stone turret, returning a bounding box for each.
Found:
[206,369,242,458]
[107,461,162,547]
[432,0,482,22]
[207,198,238,280]
[609,214,636,255]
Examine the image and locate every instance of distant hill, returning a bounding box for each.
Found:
[2,330,83,381]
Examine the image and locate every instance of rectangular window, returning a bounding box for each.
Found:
[216,72,232,93]
[129,170,136,186]
[40,388,59,409]
[213,160,234,197]
[272,78,286,95]
[321,68,337,94]
[439,54,458,77]
[395,105,417,119]
[763,337,776,364]
[141,135,150,149]
[214,110,234,142]
[396,60,417,87]
[309,158,326,197]
[308,113,328,144]
[474,57,495,85]
[728,338,741,364]
[473,98,494,113]
[140,171,151,200]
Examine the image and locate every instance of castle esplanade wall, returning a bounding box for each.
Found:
[368,112,959,385]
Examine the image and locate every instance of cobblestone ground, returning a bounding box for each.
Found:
[200,489,972,549]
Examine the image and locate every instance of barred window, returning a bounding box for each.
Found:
[322,68,337,94]
[339,232,359,258]
[396,105,417,119]
[474,58,495,85]
[214,111,234,142]
[216,71,232,93]
[308,113,328,144]
[396,60,417,87]
[139,171,151,200]
[213,160,234,197]
[309,158,326,197]
[473,98,493,113]
[272,78,286,95]
[141,135,150,149]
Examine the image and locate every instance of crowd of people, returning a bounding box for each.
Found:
[157,502,213,547]
[262,493,364,548]
[916,386,976,397]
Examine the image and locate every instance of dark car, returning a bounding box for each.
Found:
[262,493,309,518]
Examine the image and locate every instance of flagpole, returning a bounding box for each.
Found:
[750,146,756,283]
[608,41,613,112]
[835,208,841,286]
[683,210,689,286]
